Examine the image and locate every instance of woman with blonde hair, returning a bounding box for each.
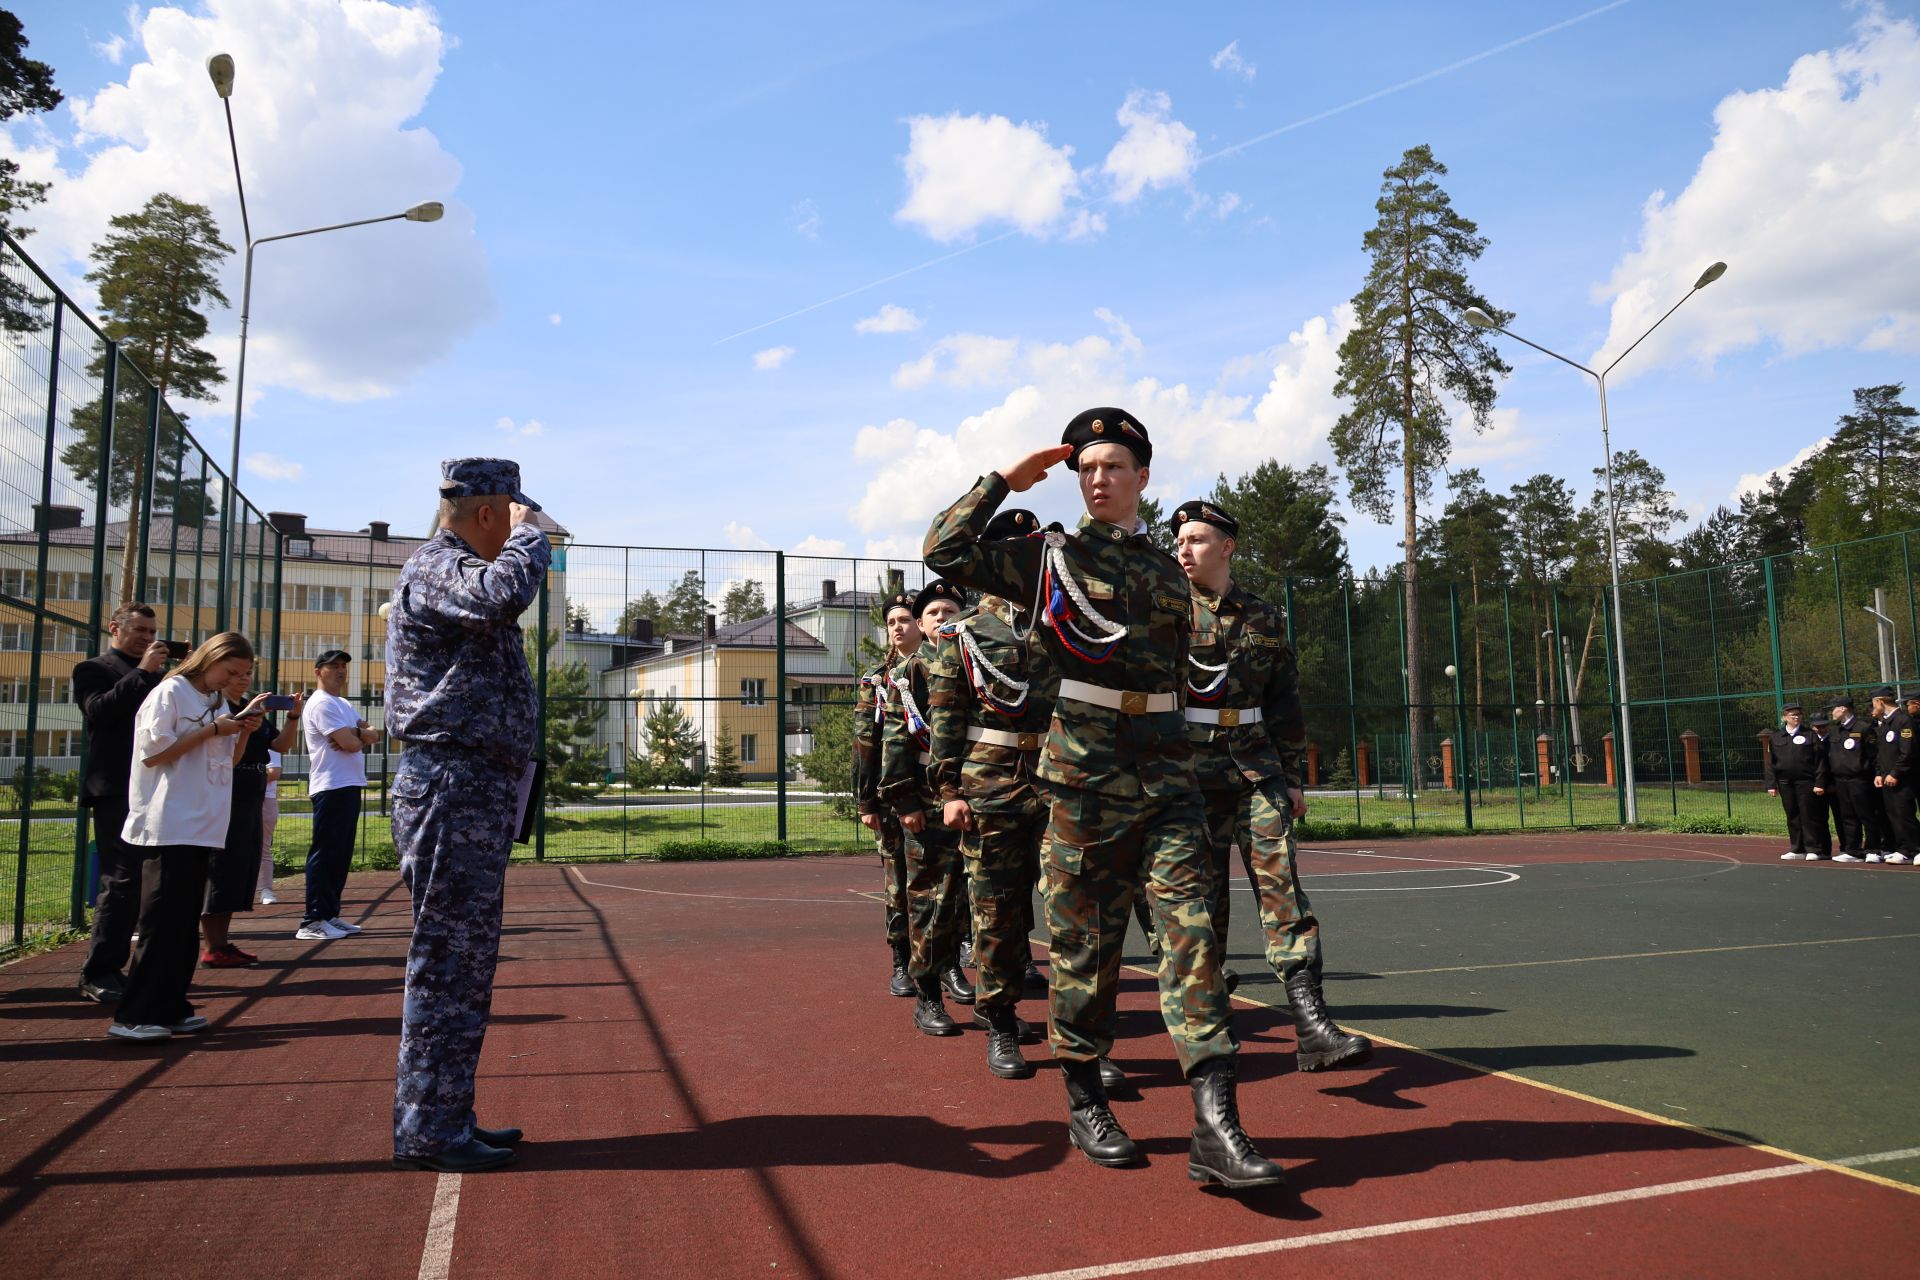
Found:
[110,632,273,1042]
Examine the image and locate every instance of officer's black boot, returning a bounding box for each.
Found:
[888,941,915,998]
[1023,957,1047,994]
[940,960,975,1005]
[914,977,959,1036]
[1186,1058,1285,1189]
[1062,1059,1138,1166]
[971,1007,1044,1043]
[1285,969,1372,1071]
[1097,1056,1125,1091]
[981,1007,1034,1079]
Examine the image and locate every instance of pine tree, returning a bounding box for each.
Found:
[640,694,703,788]
[524,627,605,801]
[708,720,743,786]
[0,10,61,333]
[792,701,856,816]
[1332,144,1510,777]
[721,578,767,625]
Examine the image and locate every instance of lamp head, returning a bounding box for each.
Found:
[404,202,444,223]
[1463,306,1497,330]
[207,53,235,99]
[1694,261,1727,289]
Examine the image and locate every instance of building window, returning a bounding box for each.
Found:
[740,677,766,706]
[739,733,757,764]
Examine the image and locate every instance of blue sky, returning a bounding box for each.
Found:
[7,1,1919,580]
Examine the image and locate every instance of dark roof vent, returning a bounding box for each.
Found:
[268,511,307,537]
[821,579,837,602]
[34,504,83,532]
[629,618,654,643]
[704,613,717,640]
[368,521,390,541]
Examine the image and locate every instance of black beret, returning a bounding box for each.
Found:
[1781,703,1802,713]
[912,580,967,618]
[1062,406,1151,470]
[883,592,915,619]
[1872,686,1897,702]
[314,649,352,667]
[982,508,1040,541]
[1171,498,1239,540]
[1830,694,1854,710]
[1904,690,1920,703]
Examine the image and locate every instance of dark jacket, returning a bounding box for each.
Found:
[1825,714,1876,779]
[72,648,163,807]
[1873,708,1917,779]
[1764,726,1829,788]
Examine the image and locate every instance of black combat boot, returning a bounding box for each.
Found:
[980,1008,1034,1079]
[1186,1058,1285,1189]
[1285,969,1372,1071]
[913,978,959,1036]
[888,941,914,998]
[940,961,975,1005]
[970,1007,1044,1044]
[1097,1056,1125,1091]
[1023,957,1047,994]
[1061,1059,1138,1166]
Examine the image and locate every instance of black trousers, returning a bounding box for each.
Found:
[1785,779,1830,855]
[81,801,150,985]
[1829,775,1880,853]
[304,786,363,924]
[115,844,212,1027]
[1881,777,1920,854]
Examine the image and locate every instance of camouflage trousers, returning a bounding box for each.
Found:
[1042,785,1236,1073]
[903,814,964,980]
[875,813,908,946]
[962,802,1043,1012]
[1202,779,1321,980]
[390,747,519,1158]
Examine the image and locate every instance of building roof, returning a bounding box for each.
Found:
[783,586,920,614]
[0,512,572,570]
[618,612,827,671]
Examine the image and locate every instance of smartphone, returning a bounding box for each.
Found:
[164,640,190,660]
[263,694,296,711]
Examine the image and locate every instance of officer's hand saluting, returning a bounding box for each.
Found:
[1000,444,1074,493]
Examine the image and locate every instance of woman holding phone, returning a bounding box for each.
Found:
[201,665,301,966]
[110,632,272,1042]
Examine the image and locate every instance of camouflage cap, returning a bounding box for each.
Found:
[1171,498,1239,539]
[1062,406,1150,470]
[439,457,540,512]
[912,579,967,618]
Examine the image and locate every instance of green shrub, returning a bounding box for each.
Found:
[1662,814,1753,835]
[647,840,792,861]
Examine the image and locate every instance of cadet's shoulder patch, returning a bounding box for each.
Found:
[1247,632,1282,649]
[1904,727,1913,739]
[1155,592,1188,614]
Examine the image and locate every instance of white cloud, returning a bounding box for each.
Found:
[1449,407,1536,468]
[723,521,773,550]
[1211,40,1256,80]
[1733,436,1829,502]
[93,34,129,65]
[896,112,1084,242]
[854,303,924,335]
[495,416,543,437]
[792,534,849,557]
[547,313,562,326]
[1104,90,1198,204]
[4,0,490,408]
[753,345,795,371]
[242,451,302,481]
[893,334,1020,389]
[792,199,821,239]
[1594,11,1920,377]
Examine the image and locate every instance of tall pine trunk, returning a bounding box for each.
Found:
[1401,237,1423,793]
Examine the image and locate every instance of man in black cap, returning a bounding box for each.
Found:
[855,590,920,996]
[878,579,974,1033]
[1823,696,1881,862]
[296,648,379,939]
[1869,686,1918,865]
[924,408,1281,1190]
[1766,705,1829,861]
[389,457,548,1173]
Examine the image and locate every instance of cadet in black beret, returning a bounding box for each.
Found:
[1825,695,1881,860]
[1062,407,1152,470]
[1171,499,1240,541]
[1870,687,1920,863]
[913,580,967,618]
[1766,703,1830,861]
[982,509,1040,542]
[883,591,915,622]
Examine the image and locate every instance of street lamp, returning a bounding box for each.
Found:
[206,52,444,627]
[1465,260,1727,824]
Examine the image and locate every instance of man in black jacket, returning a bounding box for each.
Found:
[1766,704,1830,861]
[73,602,168,1002]
[1869,686,1918,865]
[1823,696,1882,862]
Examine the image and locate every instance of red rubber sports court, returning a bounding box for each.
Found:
[3,832,1917,1278]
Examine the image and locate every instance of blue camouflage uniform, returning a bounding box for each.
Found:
[389,460,551,1159]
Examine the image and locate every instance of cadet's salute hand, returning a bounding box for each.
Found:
[1001,445,1074,493]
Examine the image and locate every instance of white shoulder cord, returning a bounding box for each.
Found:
[1042,532,1128,648]
[889,670,927,732]
[1188,651,1229,696]
[958,623,1029,709]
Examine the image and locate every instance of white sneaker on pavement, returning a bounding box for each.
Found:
[1780,852,1802,860]
[168,1014,209,1034]
[295,920,348,941]
[1866,852,1885,863]
[259,887,278,905]
[107,1023,172,1042]
[1804,851,1826,861]
[1888,852,1912,864]
[327,917,363,935]
[1834,853,1862,862]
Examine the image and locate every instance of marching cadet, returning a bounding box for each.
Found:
[856,592,920,997]
[388,458,548,1174]
[925,508,1054,1080]
[1766,704,1830,861]
[1870,686,1918,864]
[1172,498,1371,1071]
[925,407,1283,1191]
[1823,696,1883,862]
[878,580,974,1033]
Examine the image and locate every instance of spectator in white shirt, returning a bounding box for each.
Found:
[299,650,380,940]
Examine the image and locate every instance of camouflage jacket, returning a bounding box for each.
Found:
[876,647,938,816]
[923,471,1196,799]
[1186,581,1307,792]
[852,652,897,816]
[925,597,1058,815]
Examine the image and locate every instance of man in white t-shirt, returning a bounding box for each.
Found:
[298,650,381,940]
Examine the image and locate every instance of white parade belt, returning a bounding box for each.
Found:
[1185,706,1263,727]
[1057,678,1178,715]
[966,725,1042,751]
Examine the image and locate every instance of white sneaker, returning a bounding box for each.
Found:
[168,1014,209,1035]
[1804,851,1826,861]
[295,920,348,941]
[259,887,278,905]
[1834,853,1862,862]
[1889,853,1912,865]
[1780,851,1802,860]
[1866,852,1884,863]
[327,917,363,935]
[108,1022,172,1042]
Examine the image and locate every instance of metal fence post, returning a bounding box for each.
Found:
[1448,582,1473,829]
[134,383,161,600]
[71,338,120,928]
[535,559,549,862]
[15,295,63,944]
[775,550,788,844]
[1763,555,1786,713]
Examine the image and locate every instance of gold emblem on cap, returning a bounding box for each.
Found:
[1091,421,1105,434]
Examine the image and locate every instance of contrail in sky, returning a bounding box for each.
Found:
[713,0,1634,346]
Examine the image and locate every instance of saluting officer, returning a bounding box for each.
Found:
[878,580,974,1033]
[856,592,918,997]
[1172,498,1371,1071]
[1823,697,1882,862]
[388,458,550,1174]
[924,508,1054,1080]
[1766,704,1830,861]
[924,407,1282,1190]
[1869,686,1918,864]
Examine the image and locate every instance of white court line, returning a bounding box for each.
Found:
[1302,848,1524,869]
[568,865,864,904]
[417,1173,461,1280]
[1002,1148,1920,1280]
[1370,930,1920,976]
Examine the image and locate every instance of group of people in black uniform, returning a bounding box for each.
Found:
[1765,686,1919,863]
